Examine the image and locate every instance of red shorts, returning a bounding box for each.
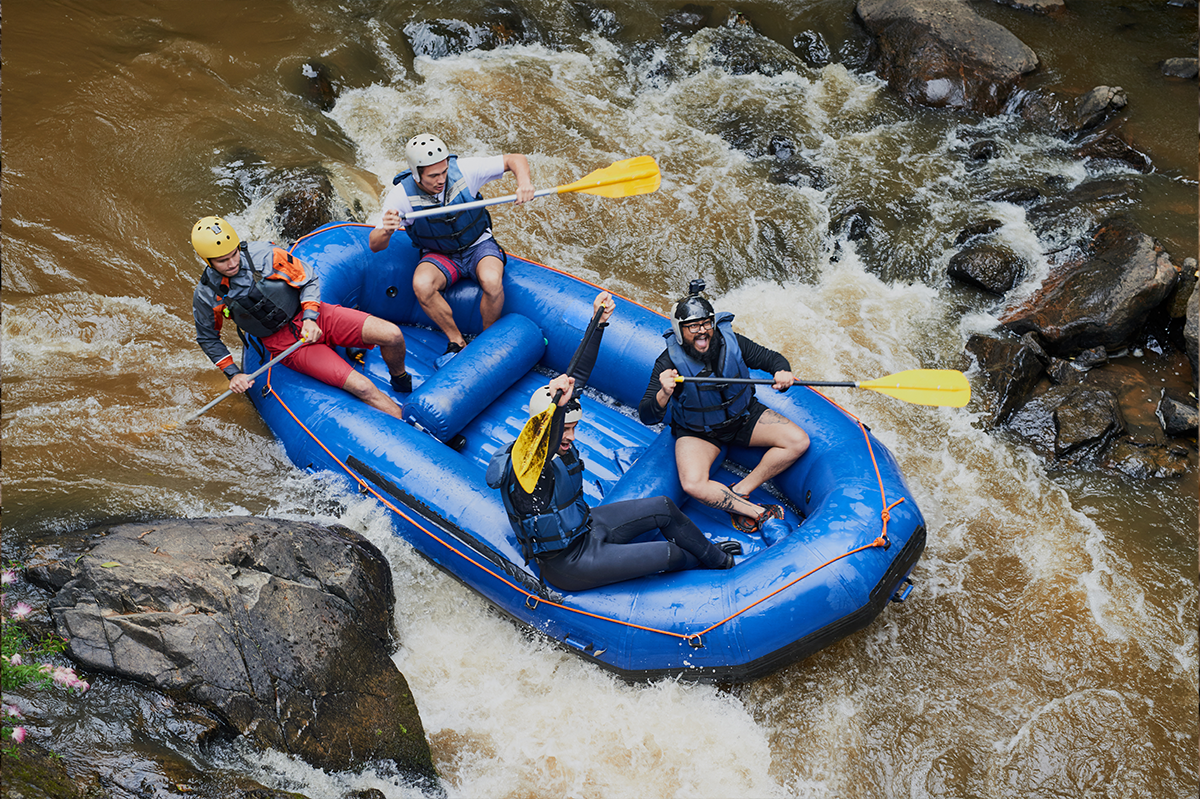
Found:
[261,303,371,389]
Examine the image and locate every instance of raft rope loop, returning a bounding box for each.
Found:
[268,223,903,648]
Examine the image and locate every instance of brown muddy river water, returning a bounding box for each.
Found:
[2,1,1197,796]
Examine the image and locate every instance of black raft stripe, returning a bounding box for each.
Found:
[346,455,560,602]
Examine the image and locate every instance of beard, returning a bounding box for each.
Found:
[682,334,720,368]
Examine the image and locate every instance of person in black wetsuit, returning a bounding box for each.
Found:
[637,282,810,534]
[486,291,740,592]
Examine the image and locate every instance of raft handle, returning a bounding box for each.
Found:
[686,634,704,649]
[890,577,915,603]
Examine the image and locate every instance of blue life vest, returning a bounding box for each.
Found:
[201,242,301,340]
[393,155,493,253]
[665,312,753,432]
[487,444,590,561]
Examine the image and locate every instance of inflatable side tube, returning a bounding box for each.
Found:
[402,313,546,441]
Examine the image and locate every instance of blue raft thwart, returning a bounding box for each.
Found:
[244,223,926,683]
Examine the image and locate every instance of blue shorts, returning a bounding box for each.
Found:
[420,238,507,288]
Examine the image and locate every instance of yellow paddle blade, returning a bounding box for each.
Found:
[555,156,661,198]
[858,369,971,408]
[511,404,556,493]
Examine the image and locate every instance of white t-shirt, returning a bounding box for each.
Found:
[376,154,506,232]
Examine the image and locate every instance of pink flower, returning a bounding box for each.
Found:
[3,704,22,719]
[6,653,21,666]
[0,570,15,585]
[10,601,33,619]
[11,727,26,743]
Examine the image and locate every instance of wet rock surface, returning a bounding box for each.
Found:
[855,0,1039,114]
[25,517,439,790]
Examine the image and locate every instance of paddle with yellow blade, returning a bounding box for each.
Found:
[675,369,971,408]
[401,156,662,222]
[510,304,608,493]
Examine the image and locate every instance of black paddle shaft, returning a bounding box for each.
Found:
[677,376,858,388]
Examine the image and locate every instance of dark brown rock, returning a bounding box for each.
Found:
[1159,395,1198,437]
[1161,57,1199,79]
[27,517,438,788]
[855,0,1038,114]
[948,245,1027,295]
[1006,385,1124,460]
[274,173,335,244]
[1184,271,1199,380]
[1000,216,1179,356]
[966,334,1044,424]
[1074,130,1152,173]
[1016,86,1128,135]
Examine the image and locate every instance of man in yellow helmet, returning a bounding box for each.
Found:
[190,216,410,419]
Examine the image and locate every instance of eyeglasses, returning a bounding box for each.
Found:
[682,319,714,334]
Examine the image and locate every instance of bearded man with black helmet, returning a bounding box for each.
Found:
[191,216,411,419]
[487,292,741,592]
[638,281,810,534]
[369,133,534,367]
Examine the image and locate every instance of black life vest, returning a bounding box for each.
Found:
[665,312,753,432]
[202,243,302,340]
[487,443,590,561]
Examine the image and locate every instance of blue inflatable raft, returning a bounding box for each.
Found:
[244,223,926,683]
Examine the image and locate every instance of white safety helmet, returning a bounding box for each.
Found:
[529,384,583,425]
[405,133,449,174]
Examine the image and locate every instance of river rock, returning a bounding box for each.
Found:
[990,0,1065,14]
[1016,85,1128,135]
[28,517,438,788]
[855,0,1039,114]
[1161,57,1199,79]
[1104,439,1193,479]
[954,218,1003,245]
[274,172,336,244]
[948,244,1027,294]
[966,334,1044,424]
[700,22,806,76]
[300,61,337,111]
[1159,394,1199,436]
[793,30,832,67]
[1073,129,1152,173]
[1000,215,1179,357]
[1186,278,1199,380]
[1006,385,1125,460]
[662,4,713,38]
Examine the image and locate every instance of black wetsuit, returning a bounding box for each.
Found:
[500,323,730,592]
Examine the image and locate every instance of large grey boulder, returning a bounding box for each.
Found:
[856,0,1038,114]
[28,517,438,788]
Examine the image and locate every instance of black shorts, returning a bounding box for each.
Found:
[670,400,769,448]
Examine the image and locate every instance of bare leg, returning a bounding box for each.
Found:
[341,371,403,419]
[475,256,505,330]
[360,315,407,377]
[412,261,465,348]
[675,436,763,518]
[729,409,810,496]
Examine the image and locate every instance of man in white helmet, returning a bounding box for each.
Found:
[191,216,411,419]
[486,292,741,592]
[639,280,809,536]
[369,133,534,366]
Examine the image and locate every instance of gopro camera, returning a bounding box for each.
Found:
[687,278,706,297]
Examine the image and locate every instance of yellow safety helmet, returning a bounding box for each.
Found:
[191,216,241,260]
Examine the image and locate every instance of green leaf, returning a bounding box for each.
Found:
[100,562,121,568]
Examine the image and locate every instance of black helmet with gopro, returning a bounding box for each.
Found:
[671,278,715,340]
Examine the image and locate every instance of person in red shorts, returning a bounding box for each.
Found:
[190,216,410,419]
